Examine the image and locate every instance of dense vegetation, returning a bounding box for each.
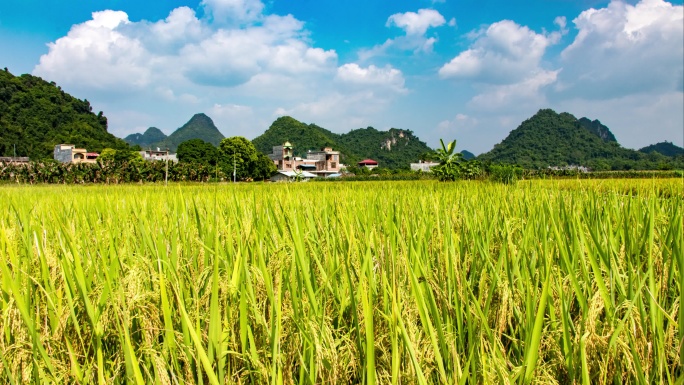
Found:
[177,138,220,166]
[0,68,130,159]
[252,116,434,169]
[478,109,684,170]
[0,158,219,183]
[0,180,680,384]
[125,113,225,152]
[0,136,276,183]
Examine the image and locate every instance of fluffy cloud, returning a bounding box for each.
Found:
[360,8,447,59]
[387,9,446,36]
[439,20,559,84]
[34,10,337,92]
[336,63,407,93]
[32,5,412,139]
[34,10,152,92]
[557,0,683,99]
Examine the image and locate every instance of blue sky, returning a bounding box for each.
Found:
[1,0,682,154]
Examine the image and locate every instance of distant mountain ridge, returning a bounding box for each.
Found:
[252,116,434,169]
[478,109,682,170]
[639,141,684,157]
[124,113,224,152]
[124,127,167,148]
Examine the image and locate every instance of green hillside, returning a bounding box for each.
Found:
[639,141,684,157]
[124,127,167,148]
[252,116,433,169]
[252,116,350,157]
[0,68,129,159]
[478,109,682,170]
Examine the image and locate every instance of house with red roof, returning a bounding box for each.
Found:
[357,159,378,169]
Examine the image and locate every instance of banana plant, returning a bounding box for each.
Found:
[433,139,463,181]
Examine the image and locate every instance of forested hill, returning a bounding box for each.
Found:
[125,113,224,152]
[124,127,167,148]
[639,141,684,157]
[336,127,433,169]
[478,109,682,170]
[252,116,350,158]
[252,116,433,169]
[0,69,129,159]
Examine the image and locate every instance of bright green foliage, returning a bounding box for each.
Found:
[251,152,277,181]
[177,139,220,166]
[432,139,463,181]
[0,69,130,159]
[0,179,680,384]
[98,148,144,165]
[218,136,274,181]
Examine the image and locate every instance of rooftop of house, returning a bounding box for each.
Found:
[358,159,378,165]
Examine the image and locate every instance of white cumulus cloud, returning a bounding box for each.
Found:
[557,0,683,99]
[387,9,446,36]
[34,10,152,92]
[360,8,447,59]
[336,63,407,93]
[439,20,559,84]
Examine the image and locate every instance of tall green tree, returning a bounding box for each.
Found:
[218,137,259,181]
[177,139,219,166]
[251,153,277,181]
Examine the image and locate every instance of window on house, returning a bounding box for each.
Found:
[331,162,336,168]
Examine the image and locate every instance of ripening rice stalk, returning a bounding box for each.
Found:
[0,178,680,384]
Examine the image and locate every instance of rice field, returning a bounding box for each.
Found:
[0,179,681,384]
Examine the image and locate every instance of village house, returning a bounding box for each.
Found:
[139,148,178,162]
[53,144,99,164]
[268,142,342,178]
[410,160,440,172]
[357,159,378,169]
[270,170,318,182]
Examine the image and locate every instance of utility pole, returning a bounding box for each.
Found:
[165,148,169,186]
[233,151,236,183]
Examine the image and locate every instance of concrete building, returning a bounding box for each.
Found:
[139,149,178,162]
[54,144,99,164]
[268,142,341,177]
[410,160,440,172]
